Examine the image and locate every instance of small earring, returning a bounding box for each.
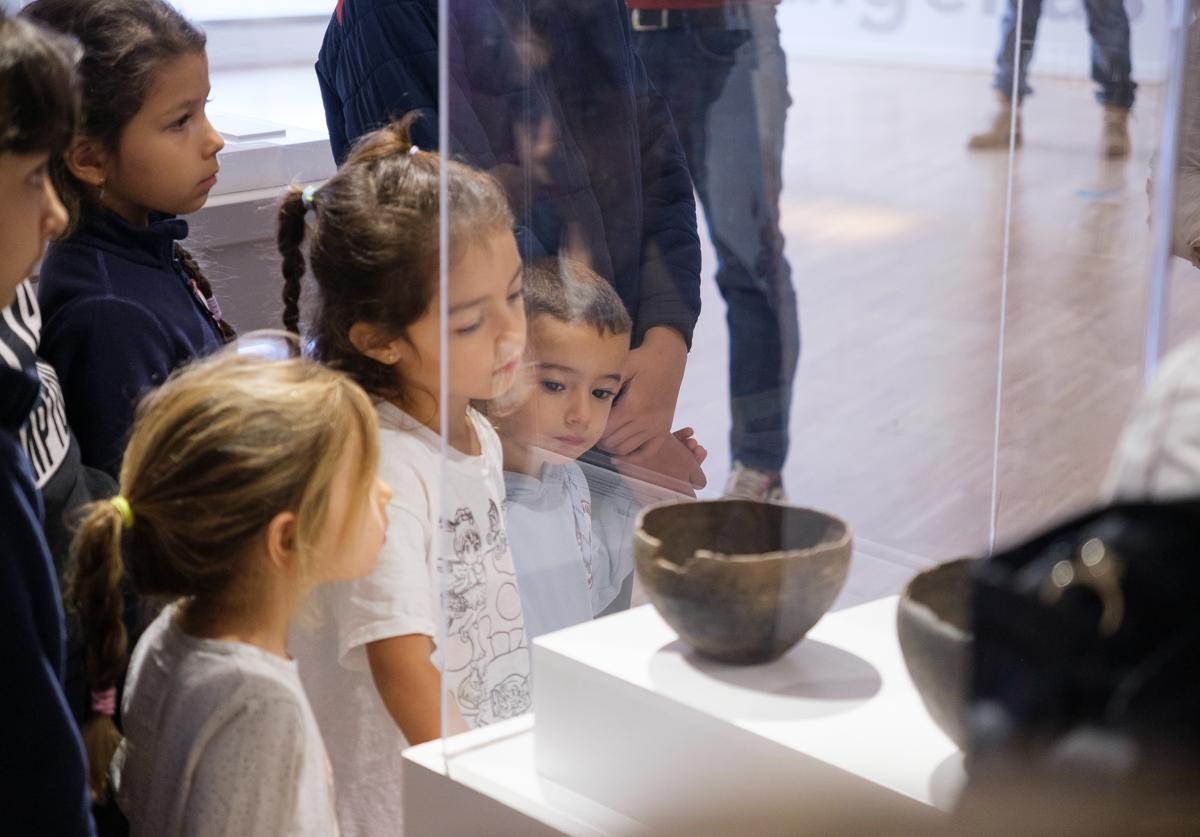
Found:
[383,353,397,364]
[98,178,106,201]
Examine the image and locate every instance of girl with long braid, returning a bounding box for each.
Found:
[22,0,236,479]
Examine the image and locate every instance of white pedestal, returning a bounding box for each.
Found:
[403,718,645,837]
[532,597,964,834]
[207,115,334,203]
[403,596,964,835]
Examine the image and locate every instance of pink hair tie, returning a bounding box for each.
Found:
[91,688,117,717]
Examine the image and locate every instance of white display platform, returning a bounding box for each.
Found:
[195,112,335,250]
[404,717,645,837]
[403,595,965,836]
[207,115,333,204]
[533,597,964,833]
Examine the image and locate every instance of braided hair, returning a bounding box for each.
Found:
[175,243,236,342]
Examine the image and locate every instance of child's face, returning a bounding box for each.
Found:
[0,151,67,308]
[312,446,392,584]
[406,228,527,403]
[502,316,629,464]
[102,51,224,224]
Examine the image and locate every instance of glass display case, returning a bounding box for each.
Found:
[11,0,1199,832]
[419,0,1193,831]
[86,0,1185,829]
[16,0,1184,830]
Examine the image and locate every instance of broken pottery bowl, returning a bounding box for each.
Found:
[896,558,972,749]
[634,500,852,665]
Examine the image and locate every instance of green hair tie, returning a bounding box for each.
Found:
[109,496,134,530]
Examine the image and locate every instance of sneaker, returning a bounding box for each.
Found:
[723,461,787,503]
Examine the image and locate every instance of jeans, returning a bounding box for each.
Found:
[634,5,799,472]
[994,0,1136,108]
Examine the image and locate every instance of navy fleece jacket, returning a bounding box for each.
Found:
[0,363,94,837]
[36,210,224,477]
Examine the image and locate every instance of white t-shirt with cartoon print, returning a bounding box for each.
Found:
[291,403,529,837]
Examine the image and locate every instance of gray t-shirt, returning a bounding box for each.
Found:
[113,605,338,837]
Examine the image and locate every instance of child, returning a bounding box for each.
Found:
[279,118,528,836]
[0,11,95,835]
[22,0,234,478]
[495,258,707,639]
[70,348,390,836]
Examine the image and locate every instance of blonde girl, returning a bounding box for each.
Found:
[70,348,390,837]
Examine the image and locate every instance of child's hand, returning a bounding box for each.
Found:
[672,426,708,468]
[600,327,687,459]
[612,426,708,504]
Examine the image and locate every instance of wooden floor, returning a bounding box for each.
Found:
[680,58,1200,573]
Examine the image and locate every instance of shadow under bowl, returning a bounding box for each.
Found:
[634,500,852,665]
[896,557,972,749]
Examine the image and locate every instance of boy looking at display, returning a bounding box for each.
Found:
[497,258,706,639]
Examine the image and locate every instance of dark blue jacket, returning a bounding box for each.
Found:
[37,211,225,477]
[0,364,95,837]
[316,0,702,348]
[2,280,116,726]
[1,279,115,572]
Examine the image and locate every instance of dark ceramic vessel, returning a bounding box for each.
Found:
[634,500,852,665]
[896,558,972,749]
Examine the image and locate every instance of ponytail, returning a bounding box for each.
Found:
[67,499,129,801]
[343,118,420,167]
[62,351,384,799]
[277,186,309,336]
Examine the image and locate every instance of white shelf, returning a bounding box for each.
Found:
[403,595,965,835]
[404,718,647,837]
[532,597,964,833]
[208,116,333,204]
[186,114,334,250]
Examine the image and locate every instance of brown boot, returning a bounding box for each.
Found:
[968,91,1021,150]
[1102,104,1131,159]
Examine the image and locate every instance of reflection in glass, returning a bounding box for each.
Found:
[632,3,799,500]
[1108,1,1200,503]
[968,0,1136,156]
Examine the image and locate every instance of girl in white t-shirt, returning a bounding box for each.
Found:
[68,347,390,837]
[277,117,529,835]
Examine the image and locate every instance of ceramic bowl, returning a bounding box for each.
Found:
[896,558,972,748]
[634,500,852,665]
